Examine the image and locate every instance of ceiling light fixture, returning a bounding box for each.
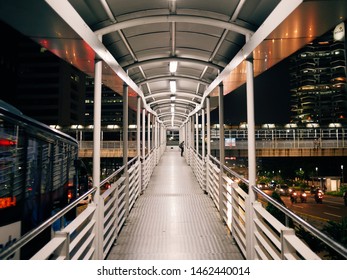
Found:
[169,61,178,73]
[170,80,176,93]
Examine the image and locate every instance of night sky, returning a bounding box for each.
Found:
[211,58,291,126]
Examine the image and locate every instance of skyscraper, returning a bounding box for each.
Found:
[0,20,86,126]
[289,22,347,125]
[84,76,136,141]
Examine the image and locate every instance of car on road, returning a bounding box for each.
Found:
[257,182,268,190]
[275,184,292,196]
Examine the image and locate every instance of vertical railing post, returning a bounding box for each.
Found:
[93,57,103,259]
[281,228,296,259]
[246,50,256,260]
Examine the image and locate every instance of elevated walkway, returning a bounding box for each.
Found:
[106,148,244,259]
[2,146,345,260]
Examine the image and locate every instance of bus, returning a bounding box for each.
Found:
[0,100,89,259]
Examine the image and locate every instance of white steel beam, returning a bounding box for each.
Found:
[191,0,303,116]
[45,0,156,116]
[95,14,253,36]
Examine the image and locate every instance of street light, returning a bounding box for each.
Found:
[341,165,344,184]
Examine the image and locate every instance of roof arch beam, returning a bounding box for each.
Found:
[153,104,194,113]
[138,75,210,87]
[144,91,202,101]
[160,115,186,121]
[148,98,199,107]
[124,57,223,72]
[162,119,184,124]
[158,112,189,118]
[95,14,253,37]
[189,0,303,118]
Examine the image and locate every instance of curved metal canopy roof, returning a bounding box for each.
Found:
[1,0,346,129]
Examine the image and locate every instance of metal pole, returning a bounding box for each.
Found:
[195,113,199,154]
[137,97,142,191]
[191,116,194,163]
[246,54,256,260]
[142,109,146,159]
[137,97,141,157]
[202,108,205,158]
[148,112,151,153]
[206,97,211,194]
[123,83,129,217]
[218,82,225,219]
[154,117,158,164]
[93,58,102,259]
[201,108,206,192]
[206,97,211,156]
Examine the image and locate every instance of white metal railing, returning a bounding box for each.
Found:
[194,153,347,260]
[211,139,347,150]
[79,140,137,149]
[0,148,160,260]
[2,145,346,260]
[212,127,347,143]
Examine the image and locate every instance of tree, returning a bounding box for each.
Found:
[266,191,286,225]
[322,217,347,259]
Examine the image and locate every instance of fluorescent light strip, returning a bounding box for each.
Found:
[169,61,178,73]
[170,80,176,93]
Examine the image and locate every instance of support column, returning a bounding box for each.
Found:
[195,113,199,155]
[206,97,211,157]
[218,82,225,219]
[201,108,206,192]
[206,97,211,194]
[151,115,155,152]
[201,109,205,158]
[137,97,142,191]
[147,113,151,153]
[123,83,129,218]
[142,109,146,159]
[246,55,256,260]
[184,122,187,146]
[154,117,158,164]
[137,97,141,157]
[93,58,102,259]
[190,116,194,164]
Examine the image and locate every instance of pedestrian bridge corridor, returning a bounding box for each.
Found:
[106,148,243,259]
[1,146,346,260]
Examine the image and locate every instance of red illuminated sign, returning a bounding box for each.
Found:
[0,139,16,146]
[0,197,16,209]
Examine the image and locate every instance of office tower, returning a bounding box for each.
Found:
[0,20,86,126]
[289,22,347,125]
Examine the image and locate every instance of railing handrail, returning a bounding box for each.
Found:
[208,154,250,185]
[0,187,97,260]
[252,185,347,259]
[100,156,139,186]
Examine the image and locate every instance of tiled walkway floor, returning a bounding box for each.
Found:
[106,147,244,260]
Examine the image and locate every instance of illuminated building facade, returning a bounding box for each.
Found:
[289,22,347,125]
